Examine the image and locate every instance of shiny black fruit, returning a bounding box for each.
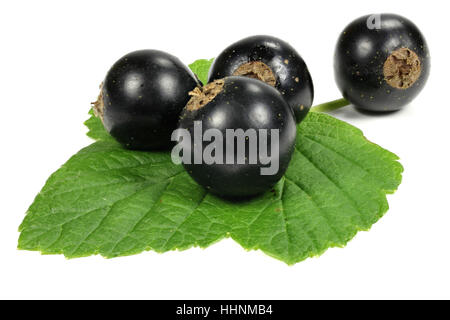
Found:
[94,50,200,150]
[334,13,430,112]
[177,76,297,198]
[208,35,314,123]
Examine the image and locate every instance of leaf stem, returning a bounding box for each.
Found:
[311,98,350,113]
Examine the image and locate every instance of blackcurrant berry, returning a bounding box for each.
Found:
[207,35,314,123]
[334,14,430,112]
[176,76,297,199]
[93,50,200,150]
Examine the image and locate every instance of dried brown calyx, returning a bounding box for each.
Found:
[383,48,421,89]
[232,61,276,87]
[186,79,225,111]
[91,82,105,121]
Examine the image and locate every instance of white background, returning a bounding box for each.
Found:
[1,0,449,300]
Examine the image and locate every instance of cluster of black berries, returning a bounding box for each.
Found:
[94,14,429,199]
[95,35,312,198]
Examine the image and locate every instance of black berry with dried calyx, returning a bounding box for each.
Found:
[207,35,314,123]
[177,76,297,199]
[93,50,200,150]
[334,13,430,112]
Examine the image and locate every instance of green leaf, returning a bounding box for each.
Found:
[18,59,403,264]
[84,109,115,142]
[19,117,402,264]
[189,58,214,85]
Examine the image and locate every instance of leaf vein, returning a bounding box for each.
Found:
[294,146,367,226]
